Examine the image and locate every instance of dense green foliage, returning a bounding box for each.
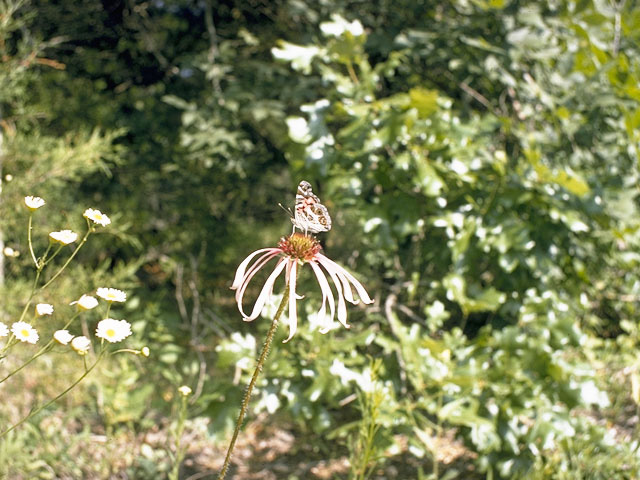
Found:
[1,0,640,478]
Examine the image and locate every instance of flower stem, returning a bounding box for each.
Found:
[0,313,79,384]
[41,224,92,290]
[217,287,290,480]
[27,214,37,267]
[0,348,105,438]
[10,268,43,342]
[0,342,54,384]
[347,61,360,85]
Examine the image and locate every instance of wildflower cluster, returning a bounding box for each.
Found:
[0,197,147,438]
[43,290,132,355]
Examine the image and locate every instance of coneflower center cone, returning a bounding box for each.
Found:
[278,232,321,262]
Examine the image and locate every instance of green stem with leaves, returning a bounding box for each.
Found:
[170,392,191,480]
[217,287,290,480]
[433,391,444,480]
[351,359,383,480]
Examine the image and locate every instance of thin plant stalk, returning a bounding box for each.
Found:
[0,341,55,383]
[44,243,67,266]
[15,268,43,326]
[11,220,90,342]
[42,223,92,290]
[27,213,37,267]
[217,286,290,480]
[1,268,45,357]
[0,312,80,384]
[170,391,191,480]
[0,348,106,438]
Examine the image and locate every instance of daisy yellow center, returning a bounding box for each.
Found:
[21,329,29,337]
[279,233,321,262]
[107,329,115,337]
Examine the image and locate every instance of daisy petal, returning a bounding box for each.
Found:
[25,196,46,210]
[11,321,39,344]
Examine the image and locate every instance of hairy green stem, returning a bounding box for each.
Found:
[217,287,290,480]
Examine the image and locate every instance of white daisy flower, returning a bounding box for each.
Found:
[0,322,8,337]
[70,294,99,311]
[3,247,19,257]
[71,336,91,355]
[96,287,126,303]
[35,303,54,316]
[53,330,74,345]
[83,208,111,227]
[11,321,39,344]
[25,196,45,211]
[95,318,132,343]
[178,385,192,396]
[49,230,78,245]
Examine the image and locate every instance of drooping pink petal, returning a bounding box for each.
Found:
[318,261,349,329]
[309,264,328,324]
[312,257,356,304]
[334,269,357,304]
[243,258,287,322]
[234,250,281,312]
[285,259,304,300]
[234,251,280,305]
[316,254,373,304]
[309,261,336,333]
[231,248,281,289]
[283,261,298,343]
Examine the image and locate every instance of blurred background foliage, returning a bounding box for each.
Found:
[1,0,640,478]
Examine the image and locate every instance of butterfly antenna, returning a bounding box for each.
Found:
[278,202,294,217]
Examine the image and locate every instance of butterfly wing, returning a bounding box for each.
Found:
[308,203,331,232]
[292,181,332,234]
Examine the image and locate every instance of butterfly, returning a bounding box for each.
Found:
[290,180,332,234]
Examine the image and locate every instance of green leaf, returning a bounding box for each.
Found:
[415,158,444,196]
[408,88,438,118]
[466,287,507,313]
[272,40,322,74]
